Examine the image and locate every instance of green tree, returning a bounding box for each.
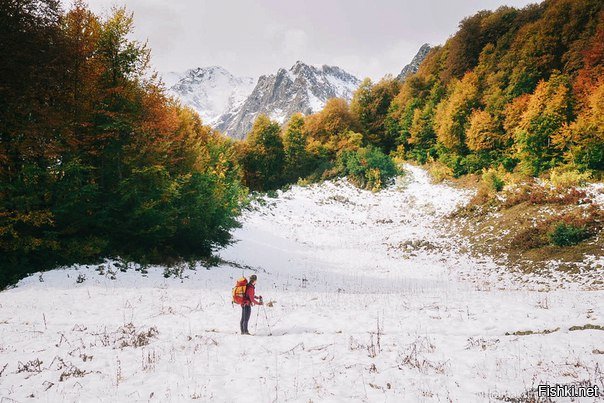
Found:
[0,2,244,287]
[336,147,398,191]
[282,114,309,182]
[238,115,285,191]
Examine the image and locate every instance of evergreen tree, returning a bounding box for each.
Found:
[283,114,309,182]
[238,115,285,191]
[0,2,244,288]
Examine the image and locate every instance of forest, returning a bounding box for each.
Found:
[236,0,603,190]
[0,0,244,287]
[1,0,602,287]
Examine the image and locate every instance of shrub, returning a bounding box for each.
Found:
[511,226,549,249]
[468,167,505,206]
[549,169,591,189]
[503,184,589,208]
[461,153,490,174]
[469,185,492,206]
[547,223,589,246]
[510,205,602,250]
[482,168,505,192]
[336,146,398,191]
[427,162,454,183]
[438,153,467,177]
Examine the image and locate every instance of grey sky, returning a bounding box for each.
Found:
[72,0,537,80]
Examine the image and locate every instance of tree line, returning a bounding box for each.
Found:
[0,0,244,287]
[385,0,603,177]
[236,0,603,194]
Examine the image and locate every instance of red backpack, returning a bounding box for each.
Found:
[232,277,248,305]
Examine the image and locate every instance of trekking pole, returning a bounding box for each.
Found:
[261,301,272,336]
[254,304,260,333]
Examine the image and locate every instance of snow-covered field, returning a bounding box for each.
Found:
[1,165,602,402]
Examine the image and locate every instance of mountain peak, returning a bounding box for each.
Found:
[290,61,319,76]
[397,43,432,81]
[183,66,231,79]
[215,63,361,138]
[165,67,255,126]
[167,61,362,139]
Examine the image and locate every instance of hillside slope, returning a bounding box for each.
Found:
[1,166,602,401]
[388,0,604,177]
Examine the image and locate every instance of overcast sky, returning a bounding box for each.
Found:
[70,0,537,80]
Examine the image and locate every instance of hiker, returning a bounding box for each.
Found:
[240,274,263,335]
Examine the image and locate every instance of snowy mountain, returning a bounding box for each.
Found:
[165,66,255,127]
[397,43,431,81]
[215,61,361,139]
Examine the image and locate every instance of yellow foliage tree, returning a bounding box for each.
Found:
[466,109,501,151]
[553,81,604,170]
[433,72,480,151]
[503,94,531,134]
[303,98,358,144]
[513,74,574,174]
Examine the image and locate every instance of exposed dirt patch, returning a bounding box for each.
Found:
[448,183,603,276]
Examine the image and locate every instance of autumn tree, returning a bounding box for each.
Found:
[350,77,401,151]
[0,0,66,286]
[553,81,604,171]
[514,73,574,175]
[573,20,604,107]
[0,2,244,287]
[466,109,504,151]
[433,72,480,153]
[304,98,358,145]
[441,10,493,82]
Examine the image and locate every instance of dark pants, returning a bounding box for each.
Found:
[240,304,251,334]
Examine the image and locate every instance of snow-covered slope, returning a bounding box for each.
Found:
[166,66,255,126]
[1,166,602,401]
[215,61,361,139]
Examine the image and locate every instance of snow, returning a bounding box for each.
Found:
[324,72,358,99]
[307,90,324,113]
[213,62,361,137]
[161,71,184,89]
[586,182,604,207]
[166,67,256,126]
[284,67,296,84]
[268,108,287,125]
[1,165,602,402]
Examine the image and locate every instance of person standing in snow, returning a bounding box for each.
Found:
[241,274,263,335]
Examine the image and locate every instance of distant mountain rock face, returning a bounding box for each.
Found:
[214,62,360,139]
[165,66,255,127]
[397,44,432,82]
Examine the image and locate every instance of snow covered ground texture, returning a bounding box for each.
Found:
[1,165,602,402]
